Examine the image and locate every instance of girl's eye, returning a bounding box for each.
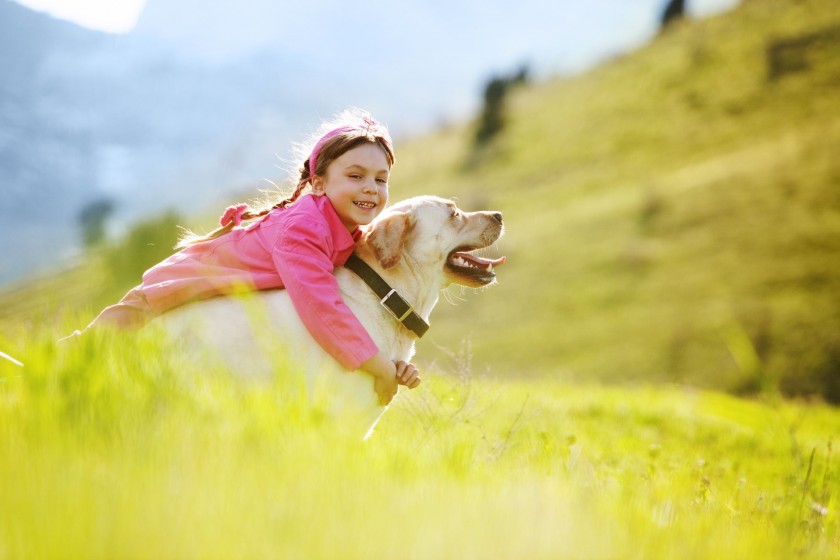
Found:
[376,178,388,185]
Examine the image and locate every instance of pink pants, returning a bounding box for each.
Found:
[86,286,155,331]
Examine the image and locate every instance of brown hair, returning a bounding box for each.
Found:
[176,110,395,249]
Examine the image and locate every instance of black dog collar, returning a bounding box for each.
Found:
[344,254,430,338]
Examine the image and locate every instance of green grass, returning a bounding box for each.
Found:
[1,324,839,559]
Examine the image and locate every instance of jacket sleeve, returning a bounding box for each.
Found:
[271,216,380,370]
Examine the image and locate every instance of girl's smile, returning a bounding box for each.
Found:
[311,143,391,232]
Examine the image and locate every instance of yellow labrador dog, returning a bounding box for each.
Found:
[152,196,505,434]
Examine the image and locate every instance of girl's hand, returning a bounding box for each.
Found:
[394,360,421,389]
[359,354,419,405]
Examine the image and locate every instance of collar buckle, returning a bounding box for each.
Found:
[380,289,413,323]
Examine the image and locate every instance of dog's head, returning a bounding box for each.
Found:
[362,196,505,288]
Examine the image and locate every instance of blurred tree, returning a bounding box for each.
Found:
[475,77,508,146]
[78,198,115,248]
[474,64,530,148]
[660,0,686,30]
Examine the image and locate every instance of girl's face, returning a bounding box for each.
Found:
[311,142,391,232]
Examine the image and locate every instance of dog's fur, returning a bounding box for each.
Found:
[151,196,504,433]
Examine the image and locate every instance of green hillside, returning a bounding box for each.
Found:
[394,0,840,400]
[1,0,839,400]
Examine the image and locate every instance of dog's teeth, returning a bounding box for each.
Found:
[451,256,481,269]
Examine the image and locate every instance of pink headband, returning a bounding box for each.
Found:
[308,117,388,177]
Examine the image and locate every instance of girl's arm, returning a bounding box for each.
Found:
[272,216,419,403]
[360,353,398,405]
[272,216,379,369]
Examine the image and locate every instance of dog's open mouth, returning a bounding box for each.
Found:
[446,247,506,285]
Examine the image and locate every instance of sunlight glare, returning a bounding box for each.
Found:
[13,0,147,34]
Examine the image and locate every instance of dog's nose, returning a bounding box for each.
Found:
[492,212,503,223]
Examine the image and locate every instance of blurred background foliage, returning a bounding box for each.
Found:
[102,210,182,291]
[1,0,838,402]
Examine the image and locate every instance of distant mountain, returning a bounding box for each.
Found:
[0,0,320,283]
[1,1,101,280]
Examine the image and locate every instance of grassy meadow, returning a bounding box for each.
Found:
[1,0,840,558]
[1,326,839,559]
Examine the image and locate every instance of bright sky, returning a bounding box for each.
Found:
[13,0,147,33]
[12,0,740,37]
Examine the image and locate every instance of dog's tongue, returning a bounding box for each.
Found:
[452,252,507,270]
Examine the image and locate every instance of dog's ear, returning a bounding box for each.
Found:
[366,211,409,269]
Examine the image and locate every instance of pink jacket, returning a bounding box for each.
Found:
[140,194,379,370]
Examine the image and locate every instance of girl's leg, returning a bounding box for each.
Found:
[86,286,154,331]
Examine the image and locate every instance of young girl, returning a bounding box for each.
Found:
[78,108,419,403]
